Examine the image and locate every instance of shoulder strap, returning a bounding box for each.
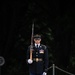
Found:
[41,44,47,49]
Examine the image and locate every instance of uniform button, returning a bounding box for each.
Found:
[36,52,38,54]
[36,55,38,56]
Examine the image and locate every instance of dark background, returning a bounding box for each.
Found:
[0,1,75,75]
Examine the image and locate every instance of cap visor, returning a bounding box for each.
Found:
[34,38,41,40]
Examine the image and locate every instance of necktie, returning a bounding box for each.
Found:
[36,45,38,48]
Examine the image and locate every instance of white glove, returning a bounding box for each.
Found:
[43,72,47,75]
[27,59,33,64]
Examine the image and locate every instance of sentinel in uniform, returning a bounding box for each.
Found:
[27,34,49,75]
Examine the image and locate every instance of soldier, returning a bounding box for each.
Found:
[26,34,49,75]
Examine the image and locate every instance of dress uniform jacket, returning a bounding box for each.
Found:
[27,44,49,74]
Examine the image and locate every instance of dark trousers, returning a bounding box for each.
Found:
[30,72,43,75]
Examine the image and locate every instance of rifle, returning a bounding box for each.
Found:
[30,22,34,60]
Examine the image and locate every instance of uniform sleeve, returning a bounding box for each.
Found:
[44,46,49,72]
[26,46,30,63]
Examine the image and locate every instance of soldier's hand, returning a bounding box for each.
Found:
[43,72,47,75]
[27,59,33,64]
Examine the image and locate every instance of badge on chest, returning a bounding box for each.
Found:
[39,49,44,54]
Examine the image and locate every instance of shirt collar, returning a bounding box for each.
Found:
[35,43,40,47]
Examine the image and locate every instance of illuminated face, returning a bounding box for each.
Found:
[34,39,41,44]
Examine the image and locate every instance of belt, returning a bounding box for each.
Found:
[33,58,43,62]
